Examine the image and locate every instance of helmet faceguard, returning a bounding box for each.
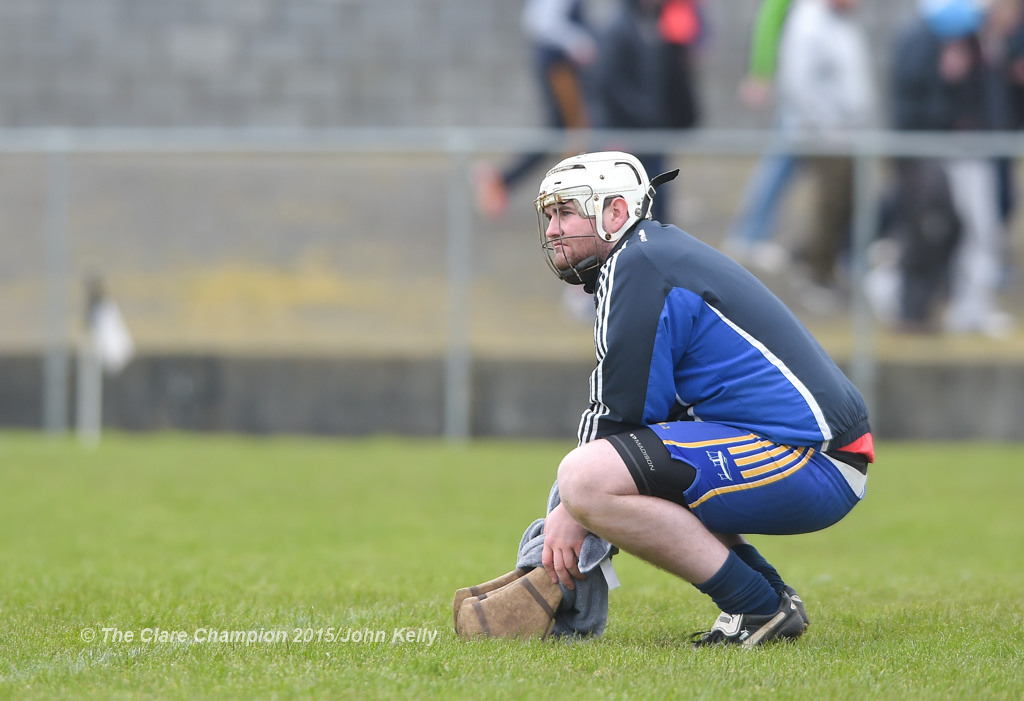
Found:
[536,190,604,285]
[535,152,651,286]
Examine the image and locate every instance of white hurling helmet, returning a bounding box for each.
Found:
[535,151,652,244]
[534,151,654,285]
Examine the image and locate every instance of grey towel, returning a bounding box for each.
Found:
[516,481,616,639]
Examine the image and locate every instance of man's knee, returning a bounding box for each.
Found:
[557,446,598,515]
[556,439,635,521]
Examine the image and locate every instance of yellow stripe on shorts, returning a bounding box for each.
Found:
[740,446,811,478]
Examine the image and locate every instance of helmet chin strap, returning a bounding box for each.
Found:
[556,255,601,288]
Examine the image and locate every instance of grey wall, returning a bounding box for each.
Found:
[3,354,1023,441]
[0,0,918,129]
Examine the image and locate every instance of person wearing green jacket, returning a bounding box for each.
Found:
[722,0,798,275]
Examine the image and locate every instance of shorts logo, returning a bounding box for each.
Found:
[707,450,731,481]
[630,433,656,472]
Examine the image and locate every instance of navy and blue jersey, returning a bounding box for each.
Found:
[579,221,871,452]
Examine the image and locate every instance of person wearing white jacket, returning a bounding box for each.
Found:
[776,0,875,305]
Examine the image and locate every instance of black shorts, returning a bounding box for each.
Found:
[606,426,696,507]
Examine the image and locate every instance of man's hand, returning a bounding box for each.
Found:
[542,503,589,590]
[939,40,971,83]
[738,76,774,110]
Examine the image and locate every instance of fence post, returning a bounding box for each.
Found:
[42,139,70,434]
[444,136,472,442]
[848,141,879,420]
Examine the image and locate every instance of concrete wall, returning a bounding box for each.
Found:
[3,354,1023,441]
[0,0,918,130]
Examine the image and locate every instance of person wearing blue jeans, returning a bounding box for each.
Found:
[722,146,800,272]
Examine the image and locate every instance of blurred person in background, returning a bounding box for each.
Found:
[775,0,875,311]
[883,0,1017,337]
[867,157,963,332]
[737,0,792,110]
[1007,1,1024,126]
[720,0,797,274]
[593,0,705,223]
[1007,0,1024,127]
[991,0,1024,226]
[473,0,597,220]
[994,0,1024,288]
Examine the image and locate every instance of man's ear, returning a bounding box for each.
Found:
[603,196,631,234]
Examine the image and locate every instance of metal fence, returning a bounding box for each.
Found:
[1,127,1022,440]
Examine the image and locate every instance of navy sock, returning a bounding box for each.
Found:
[731,543,786,594]
[695,550,779,615]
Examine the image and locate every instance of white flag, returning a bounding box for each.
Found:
[91,299,134,374]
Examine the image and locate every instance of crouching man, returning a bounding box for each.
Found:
[536,151,873,646]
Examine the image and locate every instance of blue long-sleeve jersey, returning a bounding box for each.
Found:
[578,221,871,452]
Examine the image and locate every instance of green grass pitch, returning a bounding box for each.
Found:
[1,432,1022,699]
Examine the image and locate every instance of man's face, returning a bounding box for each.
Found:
[541,199,604,272]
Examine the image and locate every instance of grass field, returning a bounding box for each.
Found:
[1,433,1022,699]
